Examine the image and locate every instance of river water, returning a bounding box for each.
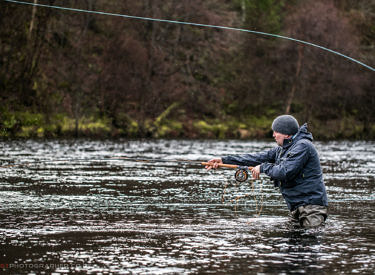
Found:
[0,139,374,274]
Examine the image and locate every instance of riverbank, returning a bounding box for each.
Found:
[1,111,374,140]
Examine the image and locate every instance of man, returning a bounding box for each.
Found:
[206,115,328,228]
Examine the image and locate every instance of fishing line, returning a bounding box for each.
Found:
[222,178,265,217]
[252,179,264,217]
[4,0,374,72]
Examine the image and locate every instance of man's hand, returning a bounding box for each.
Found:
[205,158,223,170]
[251,165,261,179]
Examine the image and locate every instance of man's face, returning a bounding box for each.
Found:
[273,131,290,146]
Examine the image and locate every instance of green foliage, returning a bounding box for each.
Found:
[309,115,374,140]
[234,0,285,33]
[0,110,43,138]
[193,120,229,139]
[2,113,17,130]
[152,102,184,138]
[0,111,113,138]
[154,102,180,128]
[154,120,183,138]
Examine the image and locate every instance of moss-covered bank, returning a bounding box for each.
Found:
[1,111,374,140]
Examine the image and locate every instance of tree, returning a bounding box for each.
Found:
[279,0,361,122]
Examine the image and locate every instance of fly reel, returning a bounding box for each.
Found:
[234,167,249,182]
[200,162,251,182]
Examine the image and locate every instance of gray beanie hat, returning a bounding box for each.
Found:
[272,115,299,135]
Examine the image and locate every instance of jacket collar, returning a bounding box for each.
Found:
[282,135,295,149]
[281,123,312,149]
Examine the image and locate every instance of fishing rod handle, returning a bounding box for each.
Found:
[201,162,252,170]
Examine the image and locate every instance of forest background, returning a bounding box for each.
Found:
[1,0,374,140]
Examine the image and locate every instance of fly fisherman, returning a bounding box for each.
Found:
[206,115,328,228]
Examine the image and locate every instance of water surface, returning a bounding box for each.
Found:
[0,139,374,274]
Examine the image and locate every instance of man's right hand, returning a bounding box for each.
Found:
[205,158,223,170]
[251,165,261,179]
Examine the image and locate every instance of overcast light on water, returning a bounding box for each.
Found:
[0,139,374,274]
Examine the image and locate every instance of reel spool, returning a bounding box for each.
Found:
[234,168,249,182]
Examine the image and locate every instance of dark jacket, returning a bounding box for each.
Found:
[222,123,328,211]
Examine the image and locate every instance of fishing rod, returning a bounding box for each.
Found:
[0,156,190,169]
[0,158,100,169]
[0,156,151,169]
[1,155,253,182]
[110,156,200,164]
[0,156,178,169]
[113,156,253,182]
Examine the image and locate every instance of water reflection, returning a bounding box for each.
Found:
[0,139,374,273]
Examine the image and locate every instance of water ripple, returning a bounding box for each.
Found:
[0,139,374,274]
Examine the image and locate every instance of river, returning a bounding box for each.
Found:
[0,139,374,274]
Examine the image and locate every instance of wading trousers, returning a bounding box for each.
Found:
[290,204,328,228]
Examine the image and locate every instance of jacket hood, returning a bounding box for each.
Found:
[282,123,313,148]
[295,123,313,142]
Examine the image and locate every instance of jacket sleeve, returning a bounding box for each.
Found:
[222,147,278,167]
[260,141,310,183]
